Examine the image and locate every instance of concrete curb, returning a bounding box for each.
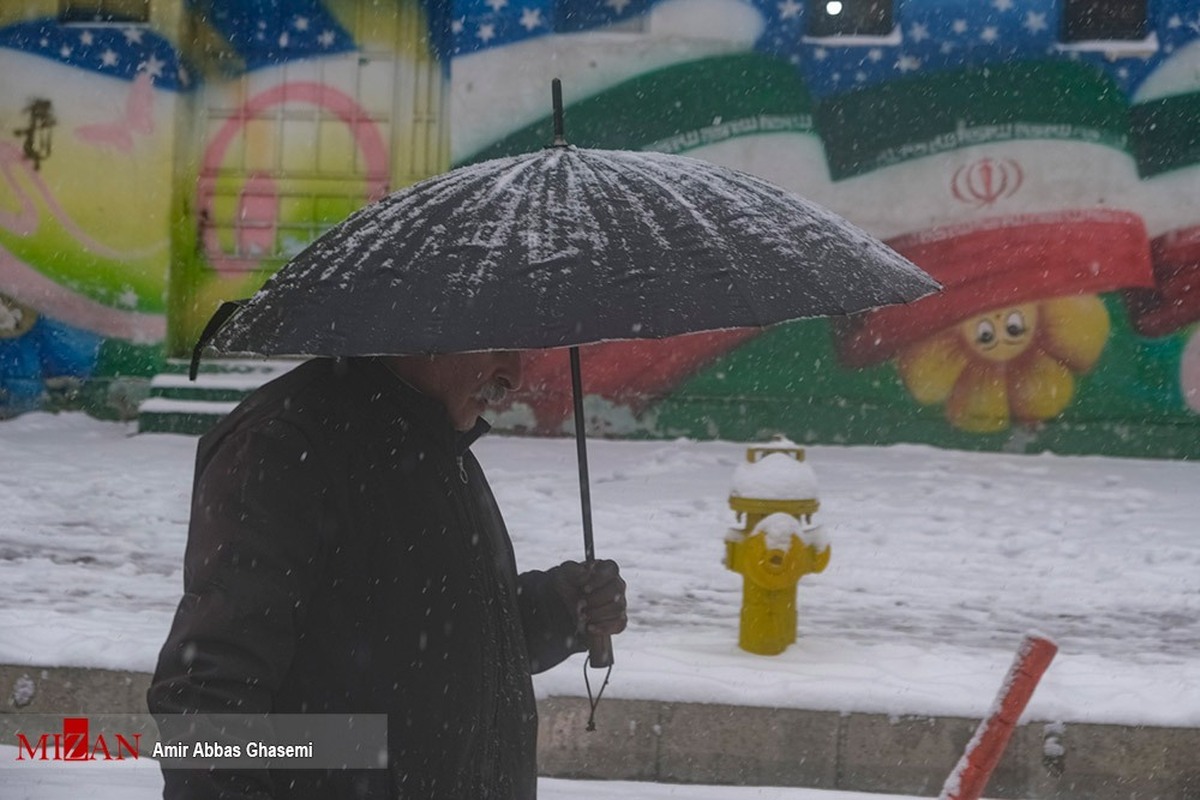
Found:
[4,665,1197,798]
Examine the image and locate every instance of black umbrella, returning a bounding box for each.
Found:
[193,78,939,680]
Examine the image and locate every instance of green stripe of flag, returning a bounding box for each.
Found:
[1131,92,1200,178]
[815,61,1130,180]
[458,52,815,165]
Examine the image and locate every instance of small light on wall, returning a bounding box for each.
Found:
[806,0,893,37]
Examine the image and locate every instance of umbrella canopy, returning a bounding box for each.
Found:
[205,147,937,359]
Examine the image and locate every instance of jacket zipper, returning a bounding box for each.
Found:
[456,455,468,484]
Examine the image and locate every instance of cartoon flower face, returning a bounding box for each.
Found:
[897,295,1110,433]
[961,303,1039,363]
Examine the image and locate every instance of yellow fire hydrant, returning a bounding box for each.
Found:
[725,439,830,655]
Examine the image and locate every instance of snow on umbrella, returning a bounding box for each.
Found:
[193,79,940,674]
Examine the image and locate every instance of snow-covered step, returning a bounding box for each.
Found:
[136,358,299,434]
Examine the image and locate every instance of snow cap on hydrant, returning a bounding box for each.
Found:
[731,438,819,506]
[726,437,829,656]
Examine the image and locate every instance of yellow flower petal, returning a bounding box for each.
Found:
[1037,295,1110,373]
[946,363,1010,433]
[1009,351,1076,422]
[897,329,969,405]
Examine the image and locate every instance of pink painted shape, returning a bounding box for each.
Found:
[0,242,165,342]
[236,173,279,257]
[199,81,390,272]
[74,72,156,154]
[0,143,39,235]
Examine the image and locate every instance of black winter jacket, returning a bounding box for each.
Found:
[148,358,583,799]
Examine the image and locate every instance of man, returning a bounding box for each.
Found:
[148,352,627,799]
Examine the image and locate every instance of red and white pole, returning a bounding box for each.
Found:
[939,633,1058,800]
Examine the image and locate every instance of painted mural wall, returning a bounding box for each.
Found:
[0,0,446,417]
[1,0,1197,459]
[0,3,186,417]
[448,0,1200,458]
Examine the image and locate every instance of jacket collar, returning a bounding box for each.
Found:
[459,417,490,453]
[351,357,489,454]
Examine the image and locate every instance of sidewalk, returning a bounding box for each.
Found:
[2,664,1196,798]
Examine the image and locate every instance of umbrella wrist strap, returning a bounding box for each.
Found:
[583,661,612,732]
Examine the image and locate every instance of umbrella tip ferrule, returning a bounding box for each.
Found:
[551,78,568,148]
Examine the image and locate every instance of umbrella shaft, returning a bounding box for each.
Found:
[552,78,566,147]
[570,346,595,561]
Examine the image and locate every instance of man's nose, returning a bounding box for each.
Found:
[497,350,523,391]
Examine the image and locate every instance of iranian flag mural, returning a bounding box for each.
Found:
[450,0,1200,457]
[821,62,1154,436]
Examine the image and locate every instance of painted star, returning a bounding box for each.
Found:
[485,0,508,11]
[294,16,310,31]
[100,48,118,66]
[868,48,883,62]
[1167,15,1182,29]
[451,18,465,34]
[318,30,336,47]
[122,27,143,44]
[778,0,802,20]
[606,0,632,13]
[1024,11,1048,34]
[476,23,496,42]
[908,23,929,43]
[992,0,1013,11]
[519,8,543,31]
[278,31,290,48]
[980,26,999,43]
[59,45,73,58]
[141,54,165,77]
[896,55,921,72]
[80,30,94,45]
[812,47,828,60]
[952,19,968,34]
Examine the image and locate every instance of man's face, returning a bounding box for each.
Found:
[390,351,523,431]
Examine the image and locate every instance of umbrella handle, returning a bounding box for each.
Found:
[570,346,615,672]
[588,634,614,669]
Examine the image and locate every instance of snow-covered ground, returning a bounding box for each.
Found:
[1,410,1198,736]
